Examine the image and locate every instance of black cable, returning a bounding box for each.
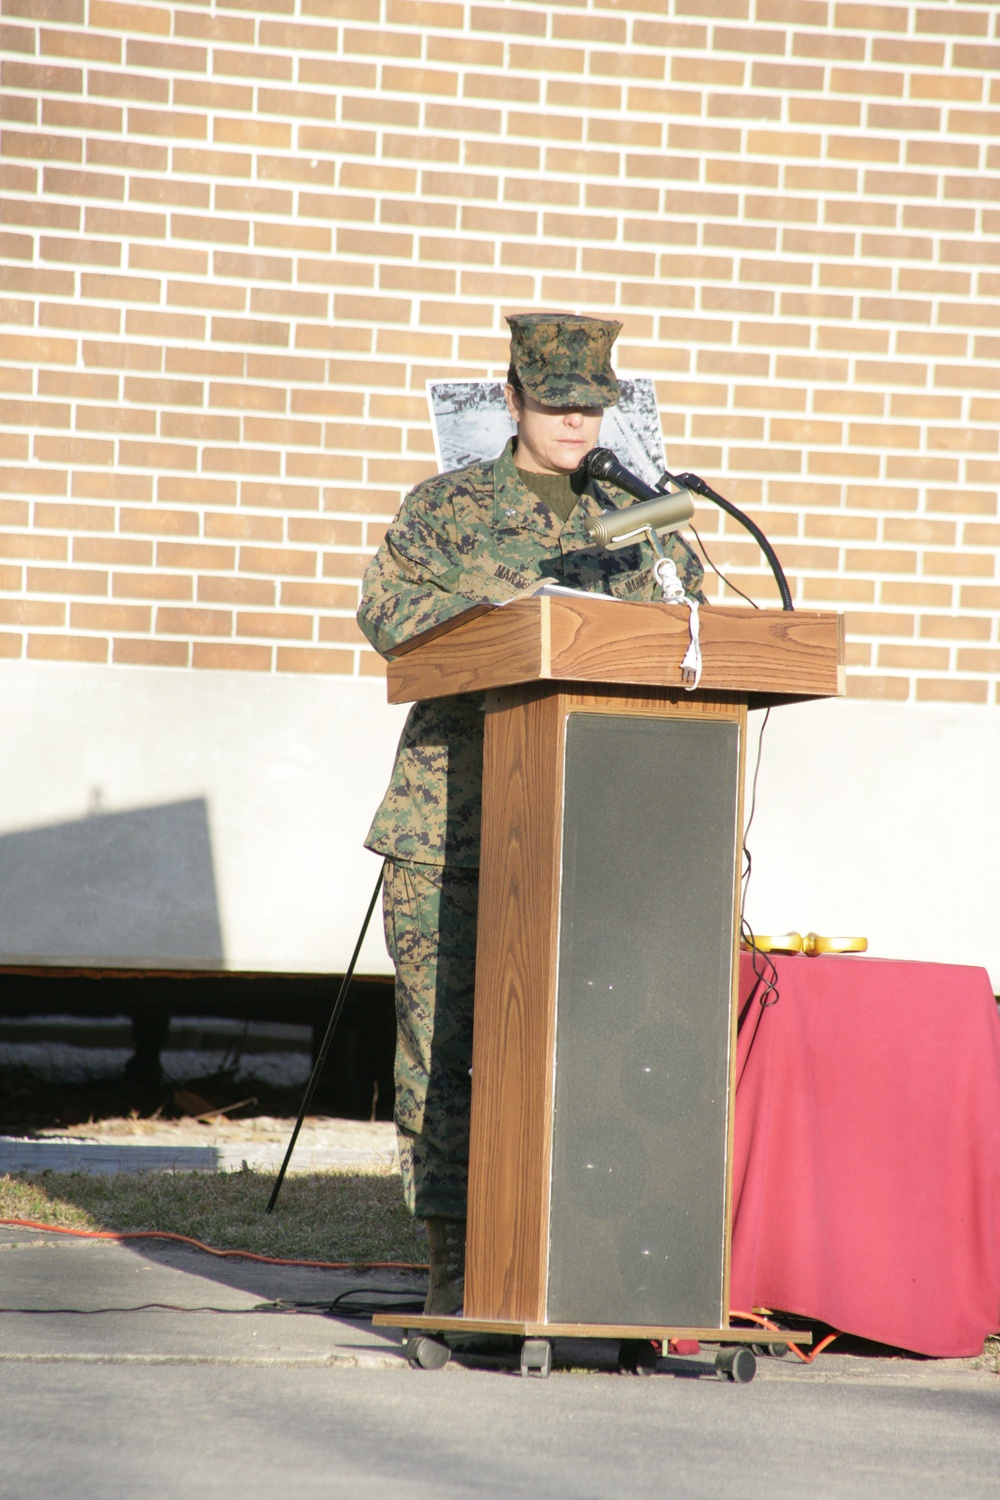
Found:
[662,468,794,611]
[739,921,780,1013]
[739,709,779,1011]
[0,1287,426,1319]
[741,706,770,898]
[256,1289,425,1319]
[689,523,760,610]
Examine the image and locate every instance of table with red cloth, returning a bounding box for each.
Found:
[730,951,1000,1358]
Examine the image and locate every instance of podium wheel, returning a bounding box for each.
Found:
[715,1347,756,1384]
[751,1340,789,1359]
[406,1335,451,1371]
[618,1339,659,1376]
[520,1338,552,1379]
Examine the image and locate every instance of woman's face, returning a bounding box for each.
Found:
[504,385,604,476]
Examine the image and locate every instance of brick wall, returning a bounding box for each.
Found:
[1,0,998,704]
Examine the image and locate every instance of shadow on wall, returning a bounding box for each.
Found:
[0,799,224,969]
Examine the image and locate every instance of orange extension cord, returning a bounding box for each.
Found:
[729,1308,840,1363]
[1,1221,840,1359]
[0,1218,428,1272]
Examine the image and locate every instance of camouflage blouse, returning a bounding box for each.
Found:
[358,439,704,867]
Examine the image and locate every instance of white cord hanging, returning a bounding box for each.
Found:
[653,557,702,691]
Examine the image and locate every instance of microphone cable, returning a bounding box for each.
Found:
[662,467,794,612]
[687,522,761,610]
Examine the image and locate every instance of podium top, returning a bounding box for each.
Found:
[385,593,844,706]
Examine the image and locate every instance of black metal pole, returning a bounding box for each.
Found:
[265,861,386,1215]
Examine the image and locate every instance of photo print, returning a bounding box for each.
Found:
[427,377,668,485]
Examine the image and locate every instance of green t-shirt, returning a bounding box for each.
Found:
[516,467,579,525]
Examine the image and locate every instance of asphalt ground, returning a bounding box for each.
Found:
[1,1224,997,1500]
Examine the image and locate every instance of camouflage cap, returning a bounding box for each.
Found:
[506,312,621,408]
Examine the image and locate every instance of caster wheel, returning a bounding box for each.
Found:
[618,1339,659,1376]
[520,1338,552,1379]
[715,1346,756,1384]
[751,1341,789,1359]
[406,1334,451,1371]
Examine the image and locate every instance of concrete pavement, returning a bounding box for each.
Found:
[0,1223,996,1499]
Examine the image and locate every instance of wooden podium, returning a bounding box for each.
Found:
[375,594,843,1367]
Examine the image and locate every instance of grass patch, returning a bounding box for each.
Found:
[0,1168,426,1267]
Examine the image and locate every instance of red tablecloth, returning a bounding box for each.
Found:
[731,952,1000,1357]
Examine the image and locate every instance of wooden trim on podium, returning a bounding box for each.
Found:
[372,1313,812,1347]
[464,683,564,1323]
[386,595,843,706]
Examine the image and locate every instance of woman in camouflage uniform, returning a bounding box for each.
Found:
[358,314,704,1314]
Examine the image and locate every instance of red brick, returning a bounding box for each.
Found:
[26,565,108,593]
[122,102,205,144]
[341,95,421,129]
[39,236,121,268]
[125,310,207,344]
[886,456,962,484]
[236,611,313,640]
[71,602,151,632]
[730,383,807,411]
[198,577,276,606]
[916,679,988,705]
[114,639,189,667]
[214,48,293,83]
[240,481,321,510]
[35,436,116,466]
[126,38,207,73]
[210,317,289,348]
[192,642,271,672]
[960,585,1000,611]
[1,198,81,231]
[201,447,281,477]
[0,397,70,429]
[846,486,919,514]
[33,501,114,532]
[74,539,152,567]
[239,546,317,577]
[120,505,200,536]
[280,582,358,611]
[878,645,952,673]
[0,601,64,627]
[73,472,152,502]
[167,280,244,313]
[157,607,232,636]
[113,573,193,602]
[28,634,108,663]
[276,646,354,674]
[114,441,198,473]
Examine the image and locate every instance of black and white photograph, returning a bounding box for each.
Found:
[427,376,668,483]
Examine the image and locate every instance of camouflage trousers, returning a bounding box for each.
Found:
[381,859,479,1220]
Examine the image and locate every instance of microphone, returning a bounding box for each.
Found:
[581,448,694,551]
[584,447,663,501]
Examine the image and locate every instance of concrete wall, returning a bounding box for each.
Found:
[0,659,405,974]
[0,659,996,989]
[743,696,1000,989]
